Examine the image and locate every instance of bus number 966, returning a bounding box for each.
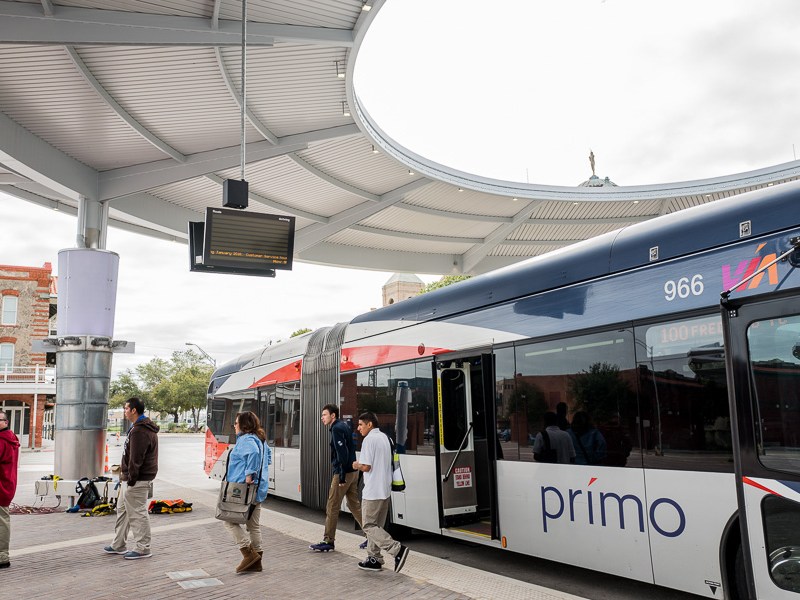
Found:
[664,274,704,301]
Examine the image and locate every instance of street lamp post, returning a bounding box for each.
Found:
[185,342,217,368]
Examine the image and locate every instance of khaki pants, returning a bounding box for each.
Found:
[0,504,10,563]
[362,498,400,564]
[224,502,263,551]
[323,471,362,543]
[111,481,152,553]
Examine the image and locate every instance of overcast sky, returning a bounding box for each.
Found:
[356,0,800,186]
[2,0,799,377]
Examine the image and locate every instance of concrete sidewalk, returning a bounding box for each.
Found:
[6,445,588,600]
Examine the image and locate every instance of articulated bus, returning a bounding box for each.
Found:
[204,181,800,599]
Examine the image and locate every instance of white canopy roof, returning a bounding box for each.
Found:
[2,0,800,274]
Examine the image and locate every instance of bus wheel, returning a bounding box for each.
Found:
[734,545,750,600]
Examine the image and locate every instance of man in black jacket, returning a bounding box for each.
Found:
[309,404,363,552]
[103,397,159,560]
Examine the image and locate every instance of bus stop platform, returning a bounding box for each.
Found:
[8,444,587,600]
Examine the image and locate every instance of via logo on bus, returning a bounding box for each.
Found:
[541,477,686,538]
[722,243,778,292]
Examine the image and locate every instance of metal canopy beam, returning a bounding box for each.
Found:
[297,242,461,275]
[203,173,327,223]
[65,47,187,162]
[0,110,97,201]
[294,178,432,251]
[462,201,539,274]
[109,192,202,236]
[0,1,354,47]
[98,124,359,200]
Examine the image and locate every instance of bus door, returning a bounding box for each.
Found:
[258,386,277,491]
[722,294,800,600]
[435,354,500,538]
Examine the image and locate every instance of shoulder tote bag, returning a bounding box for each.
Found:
[215,442,264,524]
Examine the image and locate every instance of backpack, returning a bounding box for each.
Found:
[75,477,101,509]
[148,499,193,514]
[534,430,558,463]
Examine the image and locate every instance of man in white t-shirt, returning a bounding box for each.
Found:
[351,412,410,573]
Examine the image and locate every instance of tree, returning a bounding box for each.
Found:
[420,274,471,294]
[109,350,213,432]
[290,328,312,337]
[108,371,143,409]
[569,362,633,424]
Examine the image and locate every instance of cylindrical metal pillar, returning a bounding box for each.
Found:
[54,248,119,479]
[54,337,113,478]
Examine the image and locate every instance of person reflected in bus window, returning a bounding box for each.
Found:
[598,414,632,467]
[569,411,607,466]
[556,402,570,431]
[309,404,364,553]
[533,412,575,464]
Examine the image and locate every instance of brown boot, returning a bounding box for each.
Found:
[236,546,260,573]
[243,551,262,572]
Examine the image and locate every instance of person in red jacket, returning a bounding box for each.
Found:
[0,410,20,569]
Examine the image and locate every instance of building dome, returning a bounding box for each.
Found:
[578,174,618,187]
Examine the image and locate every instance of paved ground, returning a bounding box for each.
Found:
[6,437,588,600]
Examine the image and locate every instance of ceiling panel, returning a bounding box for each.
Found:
[2,0,799,276]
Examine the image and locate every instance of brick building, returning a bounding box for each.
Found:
[382,273,424,307]
[0,262,57,448]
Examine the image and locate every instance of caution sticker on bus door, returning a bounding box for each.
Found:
[453,466,473,488]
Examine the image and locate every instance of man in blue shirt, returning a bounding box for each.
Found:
[309,404,363,552]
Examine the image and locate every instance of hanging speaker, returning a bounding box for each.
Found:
[223,179,249,209]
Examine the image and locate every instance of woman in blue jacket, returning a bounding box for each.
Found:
[224,411,271,573]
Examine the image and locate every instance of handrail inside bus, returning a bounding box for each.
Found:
[720,236,800,303]
[443,421,473,483]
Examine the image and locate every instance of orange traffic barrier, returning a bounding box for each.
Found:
[104,443,110,473]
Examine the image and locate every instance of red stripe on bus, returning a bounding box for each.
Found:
[204,428,229,476]
[340,344,452,371]
[743,476,780,496]
[248,361,302,388]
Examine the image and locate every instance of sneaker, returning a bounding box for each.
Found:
[394,544,410,573]
[357,557,382,572]
[309,541,335,552]
[0,562,9,569]
[123,550,152,560]
[359,539,368,550]
[103,545,127,555]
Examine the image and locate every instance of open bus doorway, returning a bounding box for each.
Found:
[435,353,500,541]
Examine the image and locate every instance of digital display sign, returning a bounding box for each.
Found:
[202,208,295,271]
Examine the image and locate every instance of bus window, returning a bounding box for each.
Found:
[208,399,228,442]
[216,395,257,442]
[746,314,800,475]
[274,382,300,448]
[413,361,435,456]
[514,329,638,466]
[636,315,732,472]
[494,346,517,460]
[342,362,434,454]
[761,494,800,593]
